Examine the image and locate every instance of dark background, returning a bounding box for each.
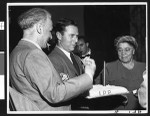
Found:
[9,5,146,63]
[0,31,4,51]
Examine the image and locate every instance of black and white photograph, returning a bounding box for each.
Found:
[0,0,149,115]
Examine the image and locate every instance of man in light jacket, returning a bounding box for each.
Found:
[9,8,96,111]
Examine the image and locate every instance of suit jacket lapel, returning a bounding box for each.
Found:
[54,47,80,75]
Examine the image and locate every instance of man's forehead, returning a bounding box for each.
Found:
[65,25,78,32]
[78,39,85,43]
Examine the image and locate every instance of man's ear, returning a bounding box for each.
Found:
[133,49,135,55]
[36,23,43,34]
[56,32,62,41]
[86,42,89,47]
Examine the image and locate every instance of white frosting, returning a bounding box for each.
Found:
[87,84,129,99]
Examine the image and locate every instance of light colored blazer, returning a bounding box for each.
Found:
[9,86,40,111]
[10,40,92,111]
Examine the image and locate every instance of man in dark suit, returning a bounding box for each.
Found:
[48,18,84,79]
[74,36,104,84]
[48,18,96,110]
[10,8,96,111]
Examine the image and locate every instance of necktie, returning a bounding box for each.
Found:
[70,53,80,74]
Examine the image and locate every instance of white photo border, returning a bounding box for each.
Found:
[7,2,148,114]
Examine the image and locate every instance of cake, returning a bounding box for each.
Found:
[87,84,129,99]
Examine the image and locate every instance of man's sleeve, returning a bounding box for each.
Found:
[24,50,92,104]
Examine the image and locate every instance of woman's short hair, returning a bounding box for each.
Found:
[18,8,51,30]
[114,35,138,50]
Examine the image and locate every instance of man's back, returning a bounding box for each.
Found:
[10,40,93,111]
[10,40,71,111]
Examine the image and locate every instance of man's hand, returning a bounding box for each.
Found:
[82,57,96,80]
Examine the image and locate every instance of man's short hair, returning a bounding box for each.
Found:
[18,8,51,30]
[78,35,88,43]
[53,18,77,35]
